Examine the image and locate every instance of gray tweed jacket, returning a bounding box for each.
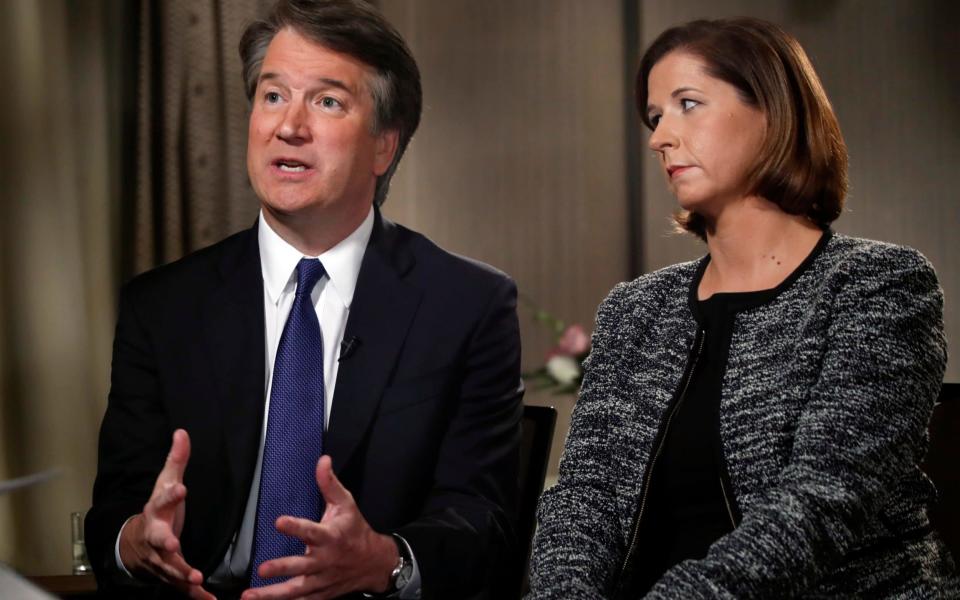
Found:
[527,233,956,598]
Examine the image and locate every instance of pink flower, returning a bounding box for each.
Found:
[557,324,590,356]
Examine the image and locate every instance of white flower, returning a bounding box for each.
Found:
[545,355,581,386]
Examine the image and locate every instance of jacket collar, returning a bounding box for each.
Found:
[324,208,422,474]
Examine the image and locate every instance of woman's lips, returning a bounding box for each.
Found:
[667,165,693,179]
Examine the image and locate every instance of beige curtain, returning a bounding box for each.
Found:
[0,0,118,575]
[0,0,335,575]
[0,0,279,576]
[133,0,271,274]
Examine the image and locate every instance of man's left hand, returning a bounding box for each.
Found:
[241,455,400,600]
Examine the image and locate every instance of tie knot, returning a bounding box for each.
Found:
[295,258,326,298]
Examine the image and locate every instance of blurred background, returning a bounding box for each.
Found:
[1,0,957,576]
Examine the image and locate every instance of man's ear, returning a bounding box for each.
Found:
[373,128,399,176]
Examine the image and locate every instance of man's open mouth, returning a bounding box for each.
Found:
[274,159,310,173]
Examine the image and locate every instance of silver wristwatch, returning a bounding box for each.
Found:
[388,534,414,592]
[364,535,414,598]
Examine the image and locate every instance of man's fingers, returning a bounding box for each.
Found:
[147,482,187,514]
[149,429,191,500]
[162,533,181,554]
[141,522,203,586]
[182,584,217,600]
[143,520,180,553]
[257,555,319,579]
[314,456,351,507]
[156,548,204,585]
[149,553,188,583]
[145,543,202,585]
[242,576,307,600]
[161,429,191,481]
[143,547,186,584]
[275,515,333,547]
[170,578,217,600]
[148,429,191,493]
[242,575,327,600]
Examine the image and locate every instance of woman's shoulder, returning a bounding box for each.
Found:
[609,258,702,300]
[596,258,702,319]
[821,233,936,276]
[809,234,940,304]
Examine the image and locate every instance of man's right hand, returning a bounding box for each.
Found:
[118,429,214,600]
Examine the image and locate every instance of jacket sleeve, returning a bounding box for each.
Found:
[85,281,173,592]
[647,245,948,598]
[395,274,525,600]
[525,283,635,599]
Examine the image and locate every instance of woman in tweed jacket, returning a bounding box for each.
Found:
[527,18,955,599]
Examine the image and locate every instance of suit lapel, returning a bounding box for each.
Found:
[202,224,267,496]
[326,211,422,474]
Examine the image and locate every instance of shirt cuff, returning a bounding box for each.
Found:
[114,515,138,578]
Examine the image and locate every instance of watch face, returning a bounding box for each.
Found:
[395,560,413,589]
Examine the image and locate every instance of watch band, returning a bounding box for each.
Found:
[389,534,413,591]
[363,535,412,598]
[388,555,404,591]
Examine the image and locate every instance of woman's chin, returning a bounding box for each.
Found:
[674,196,709,214]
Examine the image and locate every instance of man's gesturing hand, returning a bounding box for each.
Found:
[118,429,214,600]
[241,455,400,600]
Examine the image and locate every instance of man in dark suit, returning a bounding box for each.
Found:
[85,1,523,598]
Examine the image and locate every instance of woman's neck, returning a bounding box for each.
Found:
[698,197,824,299]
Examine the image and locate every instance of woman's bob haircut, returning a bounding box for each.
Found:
[637,18,848,240]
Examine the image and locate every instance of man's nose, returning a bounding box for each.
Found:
[277,102,310,143]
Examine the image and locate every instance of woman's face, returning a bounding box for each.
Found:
[646,51,766,216]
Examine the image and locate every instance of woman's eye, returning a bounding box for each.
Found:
[680,98,699,112]
[649,114,661,128]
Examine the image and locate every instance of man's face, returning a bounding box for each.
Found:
[247,27,397,227]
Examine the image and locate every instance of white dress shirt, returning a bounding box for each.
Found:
[118,207,420,597]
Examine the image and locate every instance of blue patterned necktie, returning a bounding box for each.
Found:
[250,258,327,587]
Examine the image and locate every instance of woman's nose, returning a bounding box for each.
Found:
[648,118,677,153]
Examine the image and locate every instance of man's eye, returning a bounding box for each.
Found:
[680,98,699,112]
[320,97,342,109]
[264,91,282,104]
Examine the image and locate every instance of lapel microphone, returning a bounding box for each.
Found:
[339,336,360,361]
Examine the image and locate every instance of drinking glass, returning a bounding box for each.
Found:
[71,511,92,575]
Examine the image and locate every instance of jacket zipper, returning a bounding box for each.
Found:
[616,329,707,586]
[718,474,737,528]
[714,326,742,530]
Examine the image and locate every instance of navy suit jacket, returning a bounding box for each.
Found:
[87,210,524,598]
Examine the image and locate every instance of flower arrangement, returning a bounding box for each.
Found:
[522,302,591,395]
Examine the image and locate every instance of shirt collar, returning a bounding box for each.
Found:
[258,207,374,309]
